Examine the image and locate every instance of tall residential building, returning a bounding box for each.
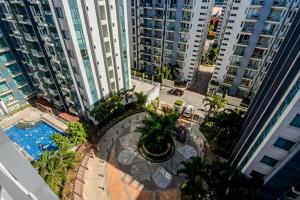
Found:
[0,0,132,117]
[129,0,213,82]
[229,12,300,200]
[0,29,34,115]
[209,0,299,97]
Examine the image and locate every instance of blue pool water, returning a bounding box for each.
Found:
[4,121,62,160]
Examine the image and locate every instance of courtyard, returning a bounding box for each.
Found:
[81,112,207,200]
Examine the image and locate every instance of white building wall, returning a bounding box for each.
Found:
[211,1,250,84]
[183,0,213,82]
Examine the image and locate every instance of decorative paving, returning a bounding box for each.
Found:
[105,112,204,199]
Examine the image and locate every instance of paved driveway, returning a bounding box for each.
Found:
[159,86,206,110]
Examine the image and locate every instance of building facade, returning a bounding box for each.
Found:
[0,29,34,115]
[229,12,300,199]
[129,0,213,82]
[209,0,299,97]
[0,0,132,117]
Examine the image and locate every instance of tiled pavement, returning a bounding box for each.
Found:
[83,112,206,200]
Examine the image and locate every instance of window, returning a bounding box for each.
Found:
[260,155,278,167]
[99,6,106,20]
[273,137,295,151]
[67,50,75,58]
[290,114,300,128]
[55,7,64,18]
[249,170,265,178]
[62,30,70,39]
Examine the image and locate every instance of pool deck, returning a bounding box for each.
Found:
[0,107,68,131]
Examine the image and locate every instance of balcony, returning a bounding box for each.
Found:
[43,77,54,85]
[140,32,152,38]
[250,0,264,6]
[165,36,174,41]
[24,33,38,42]
[166,26,175,31]
[153,43,161,48]
[237,40,249,45]
[16,14,31,25]
[31,49,43,58]
[61,85,69,95]
[155,4,164,9]
[37,64,48,72]
[227,71,237,76]
[251,54,263,59]
[261,29,274,36]
[243,74,255,80]
[154,24,163,29]
[140,13,153,18]
[154,34,162,39]
[140,49,152,55]
[180,28,189,33]
[140,23,152,29]
[181,16,191,22]
[272,0,287,7]
[256,42,269,48]
[48,88,58,96]
[267,15,281,22]
[229,61,240,67]
[183,4,193,10]
[142,3,152,7]
[167,15,176,21]
[179,38,188,43]
[245,14,259,20]
[223,79,233,85]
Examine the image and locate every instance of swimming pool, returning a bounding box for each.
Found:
[4,121,62,160]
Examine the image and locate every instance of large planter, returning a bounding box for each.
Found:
[138,136,175,163]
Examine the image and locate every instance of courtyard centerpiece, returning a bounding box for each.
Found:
[136,110,179,162]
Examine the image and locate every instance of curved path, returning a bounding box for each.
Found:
[82,112,205,200]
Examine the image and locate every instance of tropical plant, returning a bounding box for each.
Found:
[51,133,73,149]
[66,122,88,145]
[177,157,209,200]
[208,160,263,200]
[134,91,147,107]
[156,65,179,81]
[32,144,79,196]
[174,100,184,106]
[203,95,227,120]
[136,110,179,153]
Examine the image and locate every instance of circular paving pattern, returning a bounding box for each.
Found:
[106,113,204,199]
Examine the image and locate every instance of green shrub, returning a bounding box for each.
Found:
[51,133,72,148]
[174,100,184,106]
[66,122,88,145]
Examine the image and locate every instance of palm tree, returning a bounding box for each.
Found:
[203,95,227,120]
[177,157,209,200]
[32,151,55,178]
[156,64,172,81]
[55,143,78,170]
[32,151,66,195]
[136,110,179,153]
[44,156,66,195]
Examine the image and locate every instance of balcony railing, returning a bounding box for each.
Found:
[272,0,287,7]
[245,14,259,20]
[250,0,264,6]
[261,29,274,35]
[267,15,281,22]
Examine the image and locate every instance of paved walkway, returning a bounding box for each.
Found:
[0,107,68,131]
[83,112,206,200]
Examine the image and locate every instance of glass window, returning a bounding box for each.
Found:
[273,137,295,151]
[260,155,278,167]
[290,114,300,128]
[61,30,70,39]
[249,170,265,178]
[55,7,64,18]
